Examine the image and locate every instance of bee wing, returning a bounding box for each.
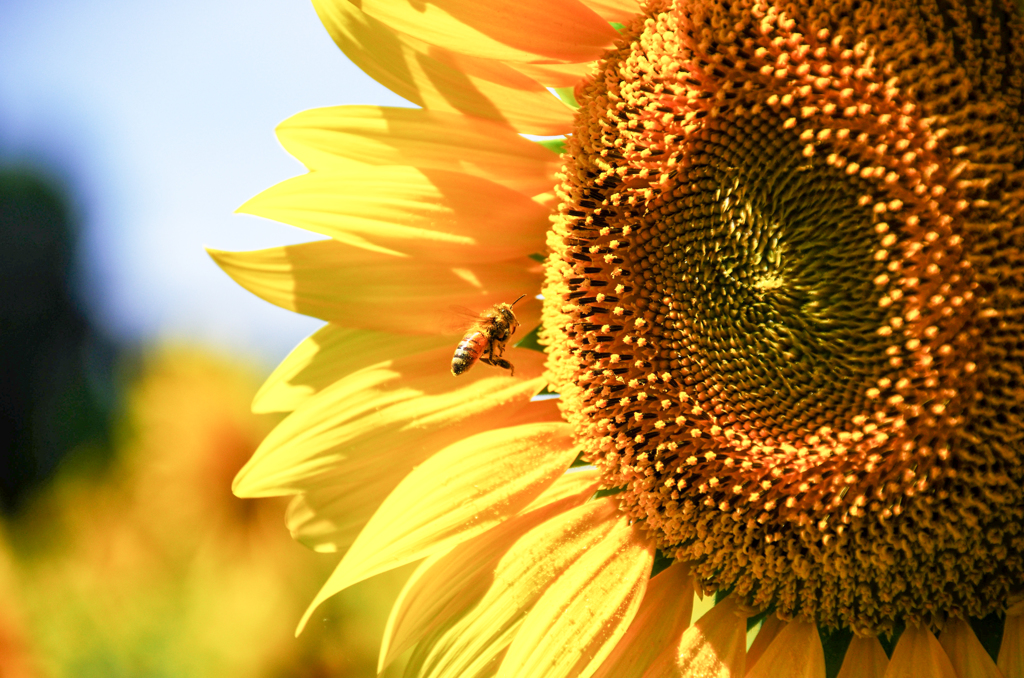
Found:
[442,305,485,334]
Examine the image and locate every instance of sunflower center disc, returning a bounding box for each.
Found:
[542,0,1024,633]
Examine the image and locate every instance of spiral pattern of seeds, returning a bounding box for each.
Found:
[542,0,1024,633]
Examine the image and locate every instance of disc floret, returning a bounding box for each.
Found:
[542,0,1024,634]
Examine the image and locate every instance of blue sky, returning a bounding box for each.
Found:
[0,0,407,367]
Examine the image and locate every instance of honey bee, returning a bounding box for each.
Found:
[450,295,525,377]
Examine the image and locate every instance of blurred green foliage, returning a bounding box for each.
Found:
[0,168,117,513]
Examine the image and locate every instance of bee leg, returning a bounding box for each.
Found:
[480,344,514,376]
[492,358,515,376]
[487,339,502,359]
[491,340,514,375]
[479,341,498,368]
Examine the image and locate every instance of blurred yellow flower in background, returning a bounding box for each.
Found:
[3,348,407,677]
[0,530,37,678]
[214,0,1024,677]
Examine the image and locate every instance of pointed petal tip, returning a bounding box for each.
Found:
[295,596,322,637]
[231,465,270,499]
[230,444,295,499]
[230,464,257,498]
[234,194,262,218]
[298,571,363,637]
[206,247,248,280]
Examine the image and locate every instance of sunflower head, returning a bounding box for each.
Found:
[218,0,1024,673]
[543,0,1024,635]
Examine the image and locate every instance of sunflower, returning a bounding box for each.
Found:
[211,0,1024,676]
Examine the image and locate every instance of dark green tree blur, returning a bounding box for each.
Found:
[0,168,116,514]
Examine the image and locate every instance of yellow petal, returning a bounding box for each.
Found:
[518,466,599,512]
[297,422,579,631]
[512,61,596,88]
[836,636,889,678]
[498,517,654,678]
[252,324,448,413]
[502,396,566,431]
[276,106,559,195]
[237,166,550,263]
[676,596,749,678]
[379,469,600,671]
[884,624,958,678]
[689,590,716,626]
[284,483,379,554]
[283,396,564,555]
[591,563,694,678]
[745,614,784,672]
[345,0,616,64]
[939,618,1005,678]
[208,242,543,331]
[312,0,572,135]
[234,345,546,497]
[580,0,642,21]
[999,612,1024,678]
[745,619,825,678]
[405,498,624,678]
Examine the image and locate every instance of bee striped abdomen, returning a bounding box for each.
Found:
[451,331,489,376]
